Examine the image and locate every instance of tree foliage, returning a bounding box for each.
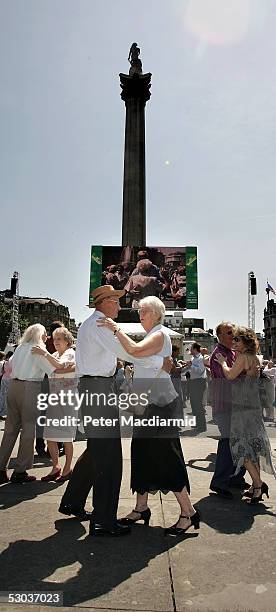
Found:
[0,303,30,350]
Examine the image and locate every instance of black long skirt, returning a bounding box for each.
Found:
[130,400,190,495]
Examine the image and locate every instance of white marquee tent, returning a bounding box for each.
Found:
[118,323,183,341]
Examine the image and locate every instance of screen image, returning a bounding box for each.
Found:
[89,246,198,310]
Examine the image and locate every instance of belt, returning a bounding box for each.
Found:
[13,379,40,382]
[80,375,115,379]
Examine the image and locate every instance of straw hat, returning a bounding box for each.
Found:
[91,285,125,305]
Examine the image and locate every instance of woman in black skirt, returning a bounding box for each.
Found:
[97,296,200,535]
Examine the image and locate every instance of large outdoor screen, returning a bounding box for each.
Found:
[89,246,198,310]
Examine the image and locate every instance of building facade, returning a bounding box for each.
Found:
[18,298,70,330]
[164,314,215,355]
[263,299,276,359]
[1,290,77,338]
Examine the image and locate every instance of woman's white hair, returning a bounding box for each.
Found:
[19,324,46,347]
[138,296,165,324]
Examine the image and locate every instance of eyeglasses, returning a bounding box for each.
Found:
[222,330,233,336]
[233,336,242,342]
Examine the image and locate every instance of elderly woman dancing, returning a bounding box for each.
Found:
[98,296,200,535]
[0,324,66,484]
[32,327,77,482]
[216,326,276,504]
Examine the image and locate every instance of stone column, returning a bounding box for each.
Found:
[120,71,151,246]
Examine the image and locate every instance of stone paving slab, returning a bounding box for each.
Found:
[0,501,174,611]
[161,482,276,612]
[0,431,276,611]
[174,583,276,612]
[0,608,142,612]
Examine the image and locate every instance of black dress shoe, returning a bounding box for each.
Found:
[36,448,49,458]
[194,427,207,435]
[230,480,251,490]
[210,486,233,499]
[10,471,36,483]
[0,470,9,484]
[58,503,92,521]
[89,521,131,537]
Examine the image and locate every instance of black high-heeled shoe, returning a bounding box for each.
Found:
[247,483,270,504]
[261,482,269,498]
[165,510,200,536]
[244,482,269,500]
[119,508,151,526]
[243,485,254,498]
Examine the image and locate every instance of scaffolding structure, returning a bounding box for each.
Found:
[248,271,256,331]
[7,271,21,346]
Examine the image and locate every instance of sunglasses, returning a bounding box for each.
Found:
[222,330,233,336]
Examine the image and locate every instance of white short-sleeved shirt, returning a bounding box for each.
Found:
[49,348,76,380]
[10,343,55,381]
[264,366,276,385]
[49,348,78,393]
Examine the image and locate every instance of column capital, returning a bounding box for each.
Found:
[119,72,152,104]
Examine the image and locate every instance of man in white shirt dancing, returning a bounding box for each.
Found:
[183,342,207,433]
[59,285,171,536]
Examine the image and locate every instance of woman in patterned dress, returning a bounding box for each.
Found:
[216,326,276,504]
[32,328,77,482]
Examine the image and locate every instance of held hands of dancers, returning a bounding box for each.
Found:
[31,346,48,357]
[162,356,173,373]
[97,317,119,334]
[96,318,173,373]
[215,353,226,365]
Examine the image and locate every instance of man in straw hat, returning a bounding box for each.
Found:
[59,285,172,536]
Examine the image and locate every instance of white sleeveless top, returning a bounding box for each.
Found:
[133,324,178,406]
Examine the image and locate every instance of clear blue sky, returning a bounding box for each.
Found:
[1,0,275,331]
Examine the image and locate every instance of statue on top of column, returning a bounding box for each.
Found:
[128,42,143,75]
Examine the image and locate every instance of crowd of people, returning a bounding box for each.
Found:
[0,285,275,536]
[101,250,187,308]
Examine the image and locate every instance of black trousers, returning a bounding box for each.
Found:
[210,412,246,489]
[61,376,122,528]
[189,379,207,430]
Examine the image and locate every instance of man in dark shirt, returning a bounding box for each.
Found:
[170,345,184,419]
[209,321,246,498]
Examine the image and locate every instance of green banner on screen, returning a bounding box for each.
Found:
[186,246,198,309]
[89,246,103,306]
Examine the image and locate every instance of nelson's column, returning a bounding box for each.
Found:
[120,43,151,245]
